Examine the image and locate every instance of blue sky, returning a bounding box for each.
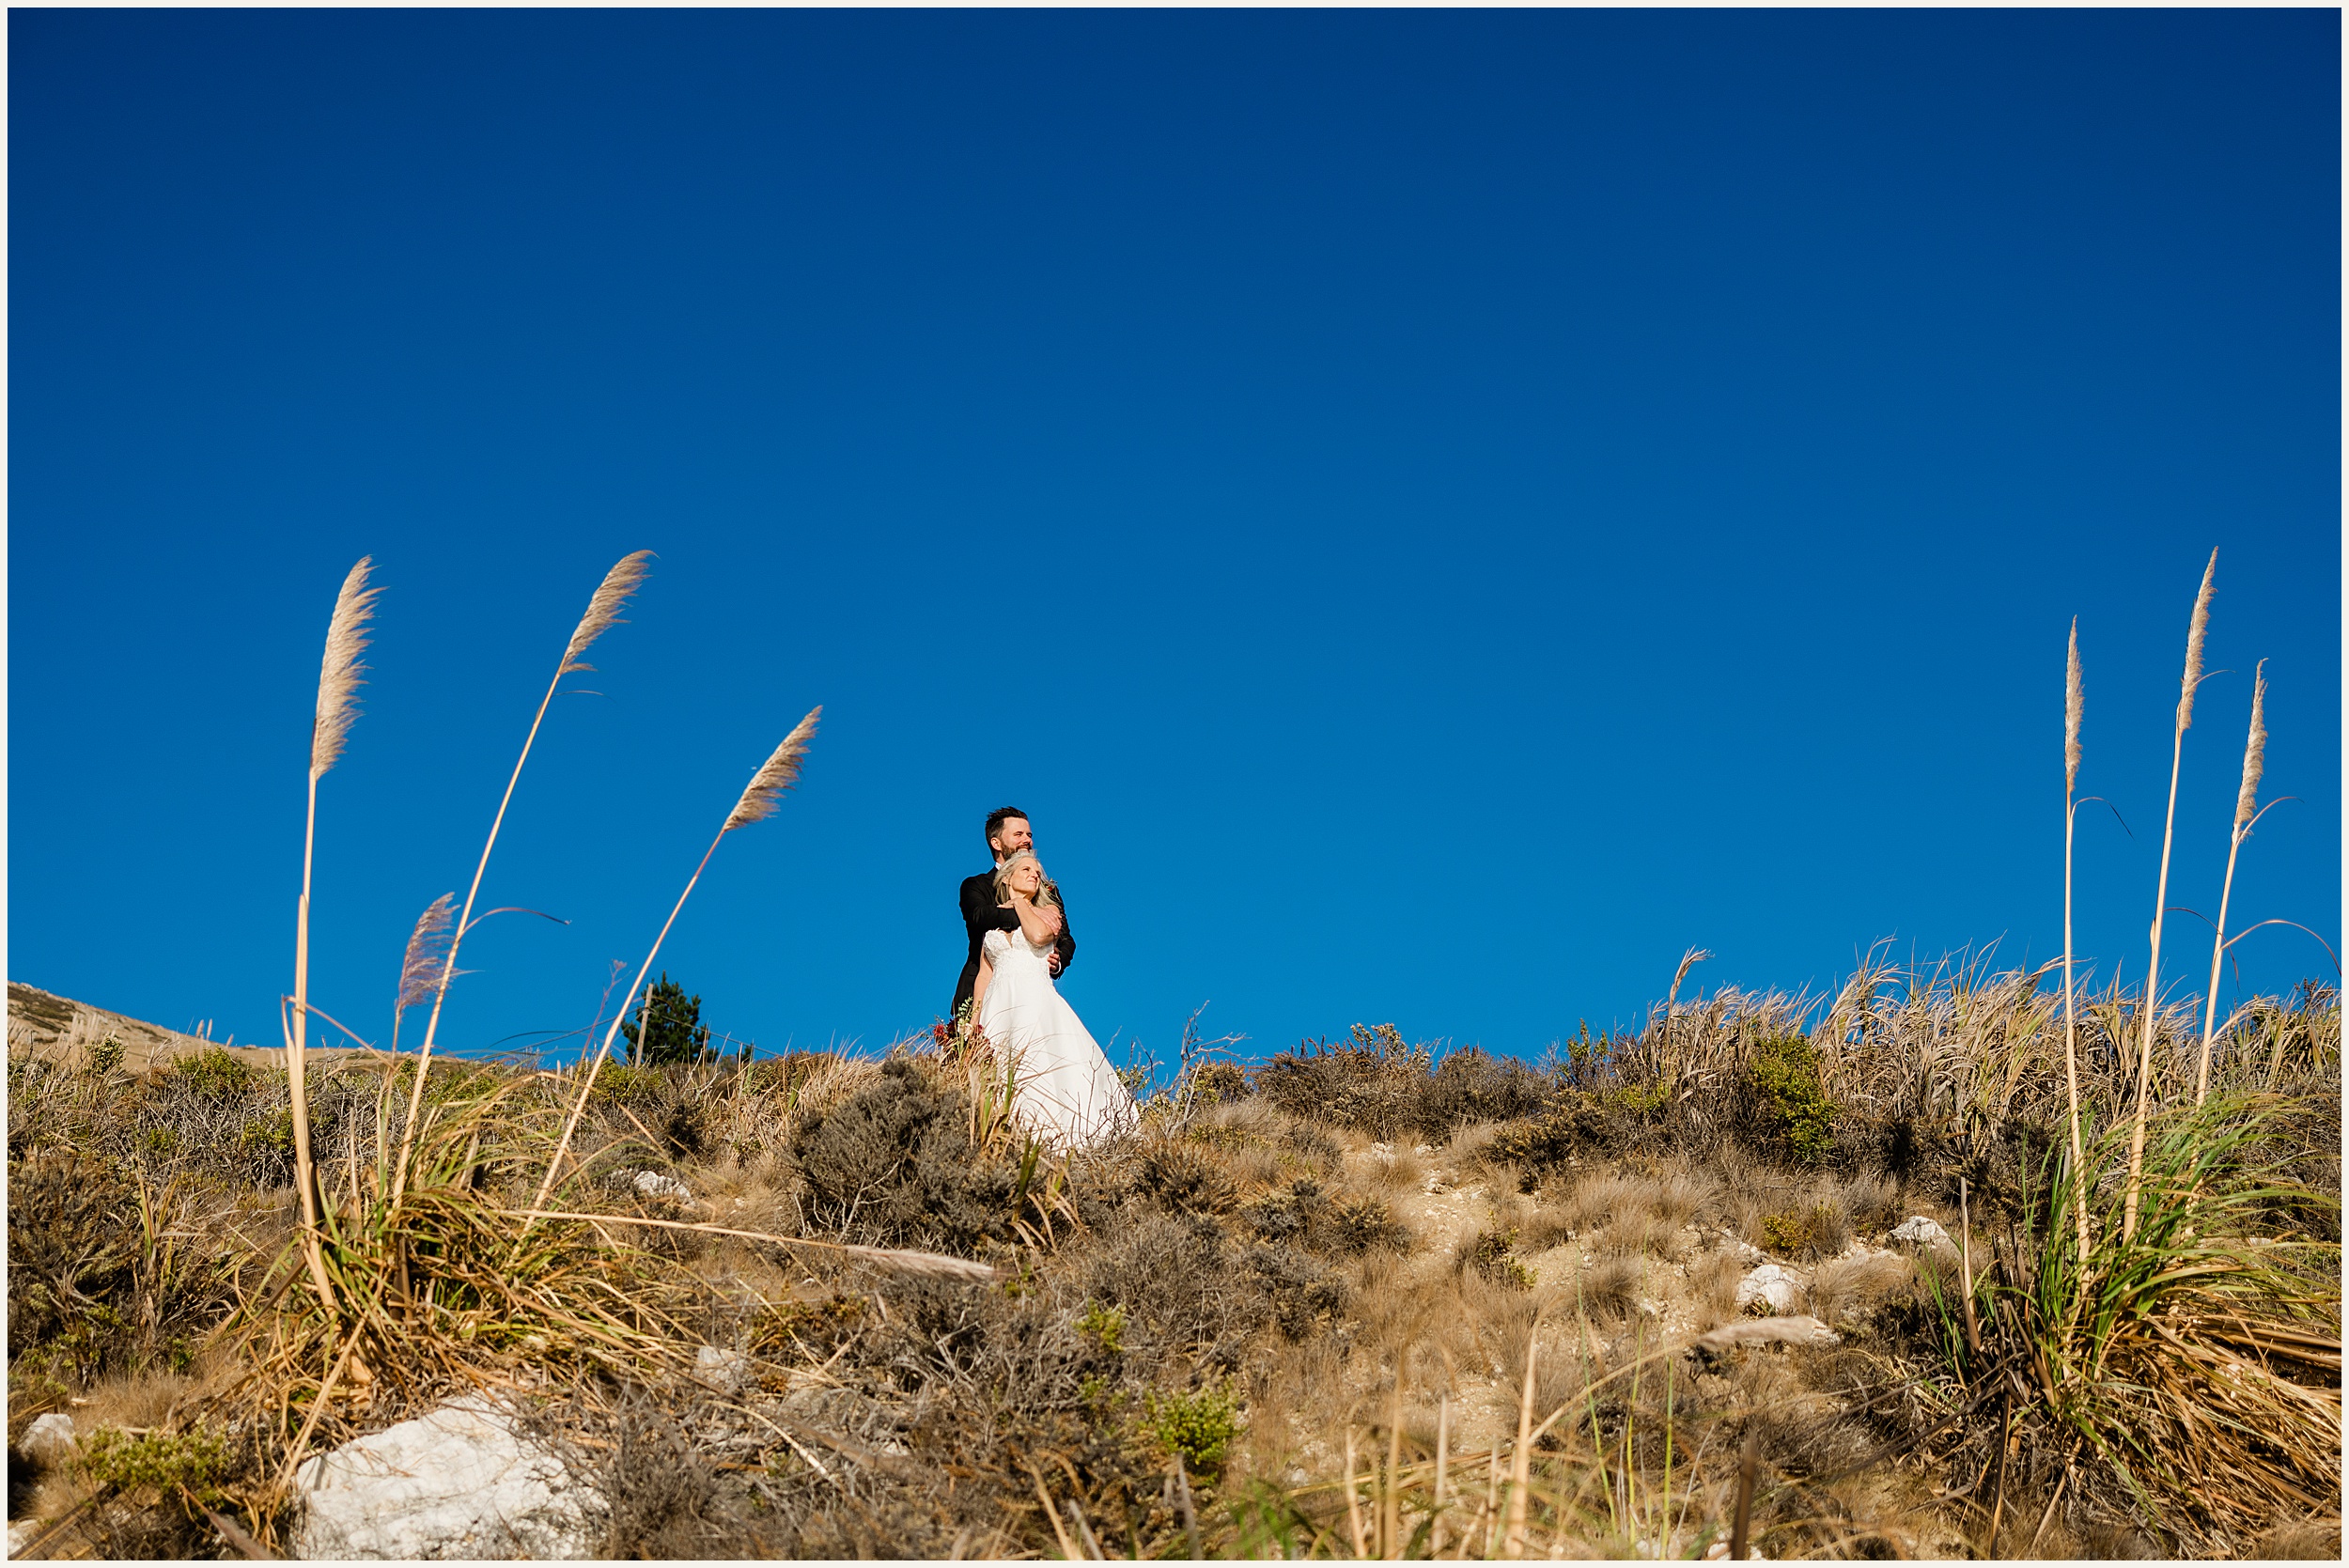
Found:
[9,9,2339,1072]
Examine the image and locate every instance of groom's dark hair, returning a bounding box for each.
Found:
[984,806,1029,847]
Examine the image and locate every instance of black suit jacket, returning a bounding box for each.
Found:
[951,869,1075,1018]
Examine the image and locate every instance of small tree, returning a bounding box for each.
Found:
[622,973,711,1066]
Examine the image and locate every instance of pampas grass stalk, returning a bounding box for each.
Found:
[2061,619,2091,1262]
[1502,1305,1543,1558]
[527,706,820,1223]
[392,551,650,1202]
[2123,549,2215,1244]
[2196,660,2267,1103]
[290,556,381,1308]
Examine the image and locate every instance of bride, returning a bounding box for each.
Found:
[972,851,1135,1147]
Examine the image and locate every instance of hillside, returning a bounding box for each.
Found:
[5,969,2339,1560]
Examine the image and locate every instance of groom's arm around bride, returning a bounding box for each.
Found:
[950,807,1075,1021]
[952,873,1075,1018]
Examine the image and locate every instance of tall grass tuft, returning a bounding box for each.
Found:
[2197,660,2269,1103]
[288,556,381,1310]
[530,706,821,1222]
[2123,548,2215,1244]
[2019,1092,2340,1539]
[2060,619,2091,1260]
[393,551,651,1201]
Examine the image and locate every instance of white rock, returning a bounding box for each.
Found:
[1735,1263,1803,1315]
[291,1395,604,1560]
[21,1412,76,1465]
[9,1518,45,1556]
[629,1170,692,1203]
[1723,1237,1765,1266]
[693,1344,751,1394]
[1890,1216,1954,1251]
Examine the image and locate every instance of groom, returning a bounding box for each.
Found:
[952,805,1075,1021]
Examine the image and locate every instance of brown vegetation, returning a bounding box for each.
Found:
[8,960,2336,1560]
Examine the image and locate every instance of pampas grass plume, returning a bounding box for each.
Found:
[311,557,382,778]
[2233,660,2267,830]
[724,706,821,831]
[2064,617,2083,794]
[561,550,653,672]
[2176,548,2216,731]
[397,893,458,1017]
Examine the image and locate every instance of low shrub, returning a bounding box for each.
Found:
[1075,1300,1126,1354]
[1242,1243,1346,1340]
[79,1426,229,1501]
[160,1048,255,1102]
[1488,1093,1610,1174]
[1252,1025,1431,1140]
[1145,1383,1240,1472]
[1465,1228,1534,1290]
[591,1063,667,1105]
[1139,1141,1237,1216]
[1748,1034,1836,1164]
[1323,1195,1409,1256]
[1190,1061,1249,1106]
[790,1059,1018,1250]
[1415,1048,1550,1137]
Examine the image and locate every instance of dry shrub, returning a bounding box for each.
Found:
[1252,1025,1431,1139]
[1806,1251,1910,1327]
[1250,1023,1560,1145]
[1079,1210,1283,1354]
[1570,1254,1643,1322]
[1137,1140,1237,1217]
[1237,1177,1404,1260]
[789,1059,1019,1250]
[1598,1209,1675,1259]
[1459,1229,1533,1290]
[1517,1203,1579,1252]
[1324,1195,1410,1256]
[1839,1171,1900,1229]
[2248,1517,2342,1559]
[1686,1250,1745,1326]
[1460,1266,1544,1376]
[6,1156,234,1389]
[1654,1169,1717,1228]
[1361,1143,1425,1194]
[1759,1190,1851,1260]
[1414,1046,1551,1137]
[587,1391,759,1558]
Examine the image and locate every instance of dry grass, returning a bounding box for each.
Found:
[9,1001,2336,1559]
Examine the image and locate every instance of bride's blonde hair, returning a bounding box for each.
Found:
[993,851,1058,906]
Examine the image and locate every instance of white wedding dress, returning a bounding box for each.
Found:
[978,924,1136,1148]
